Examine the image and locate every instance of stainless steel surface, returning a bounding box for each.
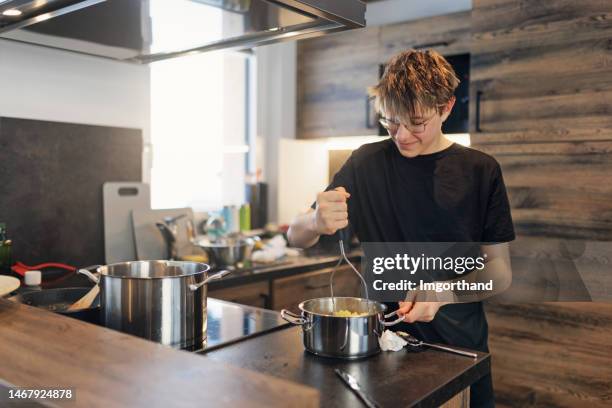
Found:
[330,238,368,312]
[382,309,406,326]
[282,297,390,359]
[188,269,230,291]
[0,0,365,63]
[156,213,190,260]
[80,260,226,349]
[334,369,381,408]
[0,0,104,33]
[0,0,366,63]
[194,236,254,268]
[396,331,479,359]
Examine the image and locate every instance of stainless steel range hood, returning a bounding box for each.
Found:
[0,0,365,63]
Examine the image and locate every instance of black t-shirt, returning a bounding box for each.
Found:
[318,139,515,351]
[318,139,514,406]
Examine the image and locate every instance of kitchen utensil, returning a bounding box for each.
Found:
[396,331,478,359]
[132,208,194,260]
[78,261,229,349]
[103,182,151,264]
[66,284,100,311]
[193,236,257,268]
[281,297,403,359]
[334,369,381,408]
[330,233,367,313]
[9,287,101,324]
[0,276,20,297]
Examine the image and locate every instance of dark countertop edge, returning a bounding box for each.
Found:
[415,354,491,407]
[208,252,362,289]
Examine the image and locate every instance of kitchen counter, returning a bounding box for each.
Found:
[204,326,490,407]
[207,249,362,290]
[0,299,318,408]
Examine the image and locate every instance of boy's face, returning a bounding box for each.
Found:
[383,99,454,158]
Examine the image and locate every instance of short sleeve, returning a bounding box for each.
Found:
[482,163,515,243]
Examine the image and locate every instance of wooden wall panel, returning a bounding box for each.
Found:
[379,11,472,60]
[472,1,612,406]
[297,11,471,139]
[485,302,612,408]
[297,26,381,139]
[470,0,612,143]
[477,141,612,240]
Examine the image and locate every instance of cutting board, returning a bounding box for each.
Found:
[103,182,150,264]
[132,208,194,260]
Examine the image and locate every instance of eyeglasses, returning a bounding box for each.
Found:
[379,113,437,137]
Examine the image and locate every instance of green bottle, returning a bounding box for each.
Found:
[239,204,251,232]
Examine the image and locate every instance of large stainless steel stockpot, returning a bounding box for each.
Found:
[281,297,403,359]
[79,261,228,349]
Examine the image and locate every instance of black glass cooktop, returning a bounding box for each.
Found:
[194,298,290,353]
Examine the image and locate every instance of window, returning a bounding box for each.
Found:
[149,2,251,211]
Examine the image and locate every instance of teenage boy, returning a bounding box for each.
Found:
[288,49,515,407]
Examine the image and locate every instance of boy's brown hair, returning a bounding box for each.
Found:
[371,49,459,122]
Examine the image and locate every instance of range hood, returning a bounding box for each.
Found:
[0,0,365,63]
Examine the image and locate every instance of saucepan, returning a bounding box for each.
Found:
[78,260,229,349]
[281,297,404,359]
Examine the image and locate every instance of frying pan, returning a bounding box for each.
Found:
[9,287,100,325]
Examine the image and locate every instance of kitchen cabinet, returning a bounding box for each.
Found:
[296,11,471,139]
[272,264,362,311]
[209,281,270,309]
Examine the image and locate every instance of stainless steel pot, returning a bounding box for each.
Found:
[281,297,404,359]
[78,261,228,349]
[193,236,256,268]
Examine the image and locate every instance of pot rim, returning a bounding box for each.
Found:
[298,296,387,318]
[97,260,211,280]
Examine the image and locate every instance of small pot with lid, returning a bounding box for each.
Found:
[281,297,404,359]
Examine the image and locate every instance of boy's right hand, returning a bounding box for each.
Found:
[313,187,350,235]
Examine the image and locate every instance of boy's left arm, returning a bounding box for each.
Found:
[398,242,512,323]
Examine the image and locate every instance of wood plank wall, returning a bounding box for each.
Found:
[471,0,612,406]
[297,11,471,139]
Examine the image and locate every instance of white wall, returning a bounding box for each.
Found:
[278,139,328,225]
[0,40,151,180]
[255,41,297,223]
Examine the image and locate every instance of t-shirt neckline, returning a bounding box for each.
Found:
[390,139,459,161]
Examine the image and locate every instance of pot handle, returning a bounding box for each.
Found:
[381,310,404,327]
[280,309,308,326]
[77,268,100,284]
[188,268,228,291]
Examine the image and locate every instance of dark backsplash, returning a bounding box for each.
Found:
[0,117,142,267]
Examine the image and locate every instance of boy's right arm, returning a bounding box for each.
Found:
[287,187,350,249]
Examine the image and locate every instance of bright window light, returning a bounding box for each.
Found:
[149,2,248,211]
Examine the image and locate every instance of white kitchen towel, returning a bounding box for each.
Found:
[378,330,408,352]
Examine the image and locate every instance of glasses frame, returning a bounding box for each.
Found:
[379,111,439,137]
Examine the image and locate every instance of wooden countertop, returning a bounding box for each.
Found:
[205,326,490,408]
[0,299,319,408]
